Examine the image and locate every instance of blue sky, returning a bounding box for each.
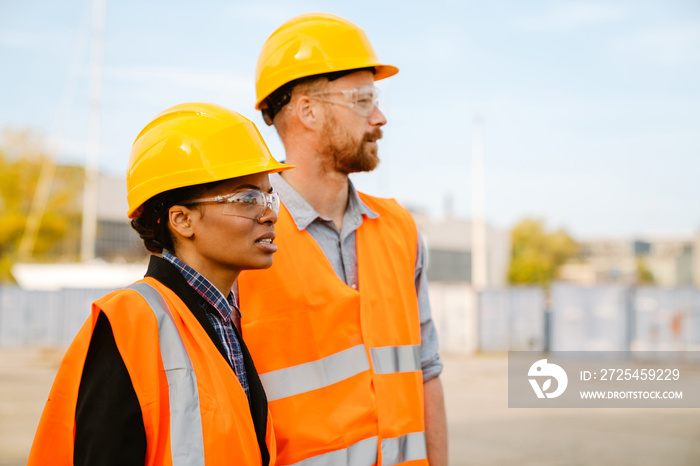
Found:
[2,0,699,237]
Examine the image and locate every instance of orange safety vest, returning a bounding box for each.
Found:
[28,278,275,466]
[238,193,428,466]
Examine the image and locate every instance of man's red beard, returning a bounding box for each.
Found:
[321,113,383,175]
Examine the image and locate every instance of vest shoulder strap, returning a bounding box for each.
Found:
[126,282,206,466]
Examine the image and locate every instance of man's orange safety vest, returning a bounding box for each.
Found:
[28,278,275,466]
[238,193,428,466]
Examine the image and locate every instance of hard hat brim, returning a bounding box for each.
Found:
[255,63,399,110]
[127,159,294,219]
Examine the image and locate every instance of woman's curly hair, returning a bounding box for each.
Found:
[130,181,222,254]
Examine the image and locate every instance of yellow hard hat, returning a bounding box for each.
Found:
[255,12,398,110]
[126,102,293,218]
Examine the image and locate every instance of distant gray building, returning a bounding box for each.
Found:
[560,235,700,287]
[412,212,511,287]
[95,174,145,261]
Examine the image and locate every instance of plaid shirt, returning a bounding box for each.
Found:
[163,252,249,400]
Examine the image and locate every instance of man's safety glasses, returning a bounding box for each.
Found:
[309,85,380,117]
[187,189,280,220]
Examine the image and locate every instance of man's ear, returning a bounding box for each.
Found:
[168,205,196,240]
[294,95,319,131]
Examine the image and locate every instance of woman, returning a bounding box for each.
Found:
[28,103,293,466]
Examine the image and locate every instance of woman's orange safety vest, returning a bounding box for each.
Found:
[238,194,428,466]
[28,278,275,465]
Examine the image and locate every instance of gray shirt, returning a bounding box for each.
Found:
[272,173,443,381]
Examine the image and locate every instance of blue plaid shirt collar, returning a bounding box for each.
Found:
[162,252,238,322]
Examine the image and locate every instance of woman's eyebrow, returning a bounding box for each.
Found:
[232,184,273,193]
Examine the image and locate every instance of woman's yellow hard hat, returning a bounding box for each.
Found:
[126,102,293,218]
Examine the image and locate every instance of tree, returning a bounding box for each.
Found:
[635,257,655,285]
[0,129,83,282]
[508,218,578,288]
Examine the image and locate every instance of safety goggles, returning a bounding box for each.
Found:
[309,85,380,117]
[187,189,280,220]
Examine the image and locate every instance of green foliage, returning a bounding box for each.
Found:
[635,257,655,284]
[0,129,84,282]
[508,218,578,288]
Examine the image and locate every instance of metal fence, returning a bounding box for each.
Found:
[3,283,700,352]
[549,284,631,351]
[428,283,477,353]
[0,286,112,346]
[631,287,700,351]
[479,287,545,352]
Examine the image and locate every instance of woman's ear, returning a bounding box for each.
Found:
[168,205,196,240]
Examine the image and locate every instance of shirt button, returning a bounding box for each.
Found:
[352,284,357,289]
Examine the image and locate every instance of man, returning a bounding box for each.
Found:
[237,13,448,466]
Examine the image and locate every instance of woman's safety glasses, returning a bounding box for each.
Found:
[309,85,379,117]
[187,189,280,220]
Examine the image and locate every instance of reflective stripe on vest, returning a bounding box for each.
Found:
[128,283,206,466]
[370,345,421,374]
[382,432,427,466]
[259,344,421,402]
[260,344,370,402]
[282,431,427,466]
[286,436,378,466]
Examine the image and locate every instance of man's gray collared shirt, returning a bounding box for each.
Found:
[271,173,443,381]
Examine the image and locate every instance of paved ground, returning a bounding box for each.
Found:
[1,348,699,465]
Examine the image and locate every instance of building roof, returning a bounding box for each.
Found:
[98,173,130,222]
[12,260,147,290]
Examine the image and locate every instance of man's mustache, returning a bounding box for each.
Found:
[364,128,383,142]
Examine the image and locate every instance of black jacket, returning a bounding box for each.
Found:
[74,255,270,465]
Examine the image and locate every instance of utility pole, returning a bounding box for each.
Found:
[471,117,487,290]
[81,0,105,262]
[17,154,56,259]
[18,2,89,260]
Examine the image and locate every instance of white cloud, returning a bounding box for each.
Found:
[516,1,625,31]
[0,30,46,49]
[106,65,253,95]
[613,20,700,66]
[423,30,465,63]
[395,26,466,72]
[224,1,315,26]
[52,137,122,165]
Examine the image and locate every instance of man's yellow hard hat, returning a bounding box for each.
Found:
[126,102,293,218]
[255,12,398,110]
